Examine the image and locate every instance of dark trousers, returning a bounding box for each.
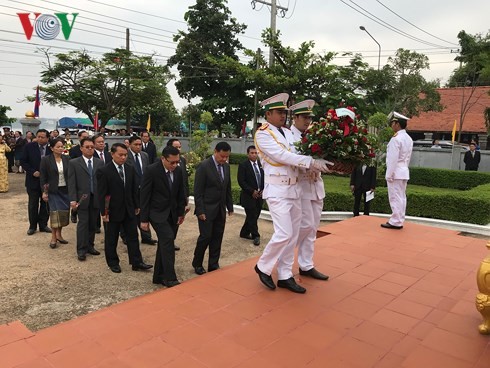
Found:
[151,219,178,283]
[192,210,226,271]
[27,187,49,230]
[120,213,152,242]
[240,201,262,238]
[76,195,97,256]
[104,214,143,267]
[353,189,370,216]
[6,151,14,172]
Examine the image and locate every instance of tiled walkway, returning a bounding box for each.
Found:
[1,216,489,367]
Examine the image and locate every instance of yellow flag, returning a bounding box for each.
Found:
[451,119,457,142]
[146,113,151,131]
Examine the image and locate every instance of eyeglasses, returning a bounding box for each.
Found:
[164,157,180,165]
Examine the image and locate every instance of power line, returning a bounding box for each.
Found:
[340,0,448,49]
[376,0,458,46]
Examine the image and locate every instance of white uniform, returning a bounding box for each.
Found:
[290,125,325,271]
[385,129,413,226]
[255,123,312,280]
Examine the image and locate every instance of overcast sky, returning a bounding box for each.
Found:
[0,0,489,120]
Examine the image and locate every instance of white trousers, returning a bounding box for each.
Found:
[297,198,323,271]
[257,197,302,280]
[387,179,408,226]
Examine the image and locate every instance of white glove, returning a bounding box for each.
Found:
[310,159,330,173]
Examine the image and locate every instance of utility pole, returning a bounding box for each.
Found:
[125,28,131,132]
[251,0,288,67]
[252,48,261,134]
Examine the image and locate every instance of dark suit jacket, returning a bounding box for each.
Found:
[21,142,52,190]
[69,145,82,159]
[464,150,481,171]
[179,156,190,200]
[68,156,103,209]
[40,154,70,193]
[140,162,186,224]
[142,141,157,164]
[126,150,149,189]
[96,162,139,222]
[350,164,377,192]
[237,159,264,209]
[193,156,233,220]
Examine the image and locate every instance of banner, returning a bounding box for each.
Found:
[34,85,40,117]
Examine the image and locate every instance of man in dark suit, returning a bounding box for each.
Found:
[92,133,109,233]
[68,137,103,261]
[192,142,234,275]
[93,133,109,165]
[96,143,152,273]
[464,142,481,171]
[140,146,186,287]
[68,130,89,159]
[237,145,264,246]
[126,135,156,245]
[21,129,52,235]
[68,130,90,224]
[166,138,190,251]
[141,131,157,164]
[350,163,377,216]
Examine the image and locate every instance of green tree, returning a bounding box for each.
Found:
[133,90,179,133]
[447,30,490,87]
[447,31,490,139]
[362,49,443,117]
[189,129,217,160]
[0,105,15,125]
[168,0,250,133]
[39,48,173,127]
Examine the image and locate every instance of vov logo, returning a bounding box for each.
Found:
[17,13,79,40]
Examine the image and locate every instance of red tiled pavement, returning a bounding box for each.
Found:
[1,216,489,367]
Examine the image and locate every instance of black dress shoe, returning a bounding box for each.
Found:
[240,234,253,240]
[254,265,276,290]
[277,277,306,294]
[49,242,57,249]
[194,266,206,275]
[77,254,86,261]
[40,226,52,233]
[56,238,69,244]
[253,237,260,246]
[380,222,403,230]
[132,262,153,271]
[174,245,180,251]
[110,265,122,273]
[142,239,157,245]
[299,268,329,281]
[87,248,101,255]
[162,280,181,288]
[27,228,36,235]
[208,266,220,272]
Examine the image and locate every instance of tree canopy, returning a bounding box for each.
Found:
[167,0,250,133]
[0,105,15,126]
[39,48,174,128]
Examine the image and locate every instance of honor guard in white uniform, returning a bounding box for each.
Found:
[289,100,329,281]
[254,93,330,294]
[381,112,413,230]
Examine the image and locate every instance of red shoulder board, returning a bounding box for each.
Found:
[258,123,269,130]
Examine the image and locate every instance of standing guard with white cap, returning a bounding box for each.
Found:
[381,112,413,230]
[254,93,330,294]
[289,99,329,281]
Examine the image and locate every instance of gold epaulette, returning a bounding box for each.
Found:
[393,132,398,137]
[258,123,269,130]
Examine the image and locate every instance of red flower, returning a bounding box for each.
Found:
[321,121,326,127]
[301,136,308,143]
[352,126,358,133]
[311,143,321,154]
[368,152,376,158]
[331,130,337,136]
[362,137,367,143]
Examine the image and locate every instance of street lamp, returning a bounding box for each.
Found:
[360,26,381,71]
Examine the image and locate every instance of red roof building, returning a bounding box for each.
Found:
[409,86,490,148]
